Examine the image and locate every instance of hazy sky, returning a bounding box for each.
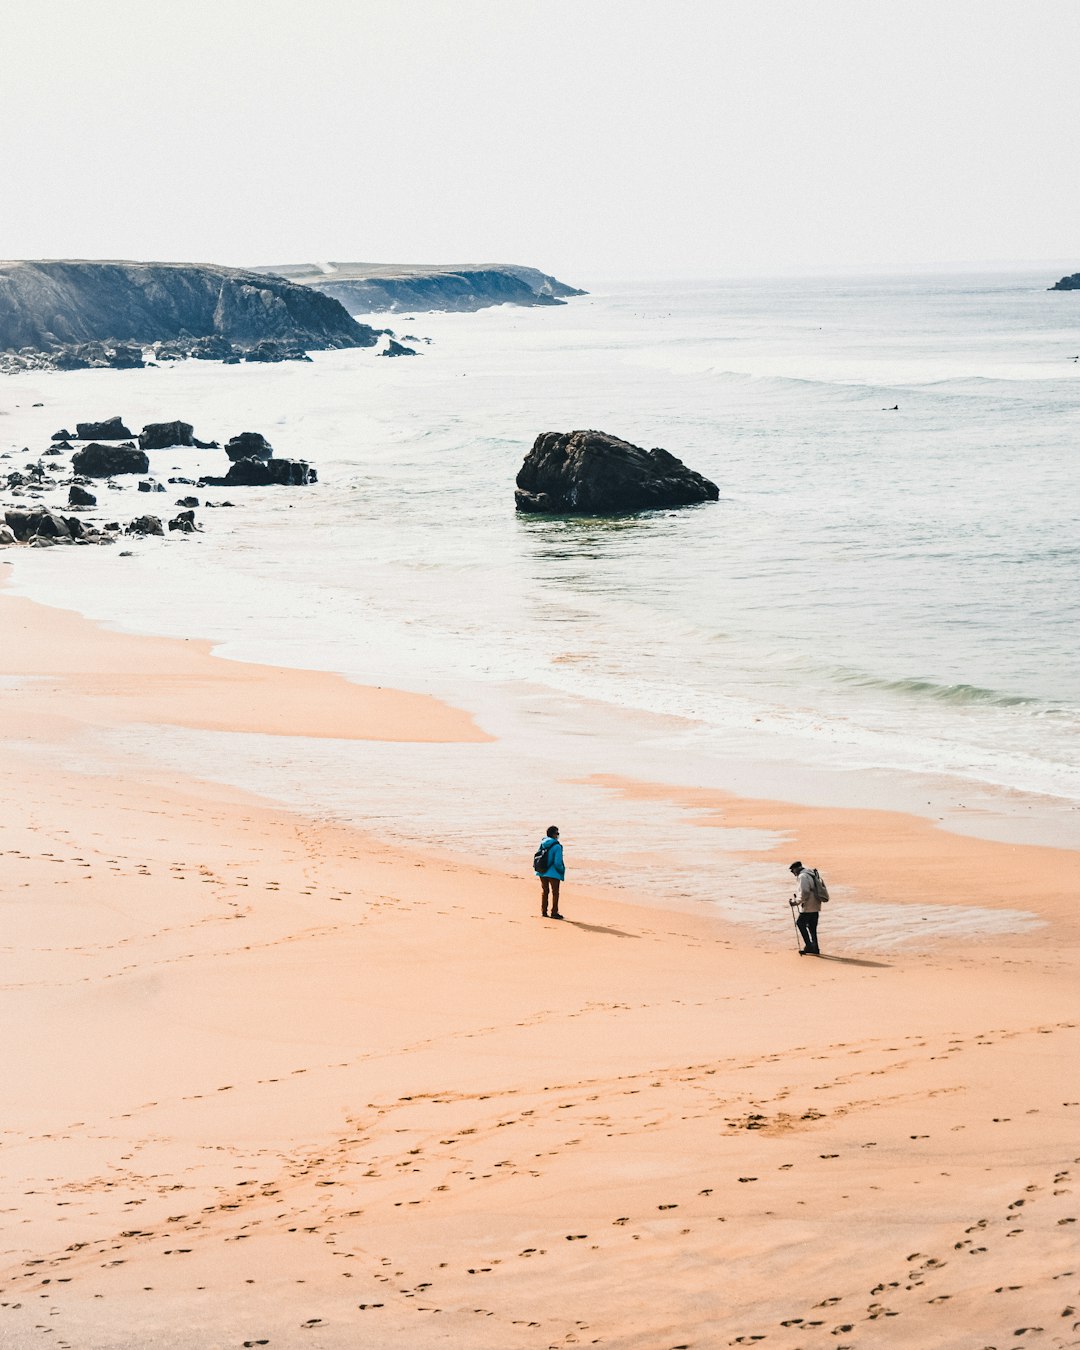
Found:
[2,0,1078,282]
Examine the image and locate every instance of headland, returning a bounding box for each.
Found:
[263,260,587,313]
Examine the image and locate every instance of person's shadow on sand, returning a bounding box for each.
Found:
[816,954,892,969]
[564,919,640,939]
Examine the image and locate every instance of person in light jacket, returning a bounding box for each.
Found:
[790,860,821,955]
[536,825,565,920]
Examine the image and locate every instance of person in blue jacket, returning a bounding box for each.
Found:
[536,825,565,920]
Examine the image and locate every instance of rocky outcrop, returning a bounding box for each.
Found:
[382,338,418,357]
[515,429,719,515]
[1,505,113,546]
[76,417,132,440]
[45,342,146,372]
[203,457,316,487]
[225,432,273,462]
[140,421,197,450]
[126,515,164,536]
[0,404,324,555]
[1049,273,1080,290]
[0,260,379,368]
[242,340,312,363]
[72,442,150,477]
[169,509,199,533]
[110,344,144,369]
[5,506,71,540]
[155,335,233,362]
[259,261,586,314]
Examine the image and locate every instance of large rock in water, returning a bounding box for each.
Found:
[515,429,719,515]
[1049,273,1080,290]
[72,442,150,477]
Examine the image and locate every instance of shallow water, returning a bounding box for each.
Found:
[4,269,1077,938]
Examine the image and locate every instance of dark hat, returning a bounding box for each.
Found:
[788,860,803,873]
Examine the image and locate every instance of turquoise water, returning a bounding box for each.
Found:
[5,269,1079,930]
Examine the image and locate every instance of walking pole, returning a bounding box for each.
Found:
[789,896,803,953]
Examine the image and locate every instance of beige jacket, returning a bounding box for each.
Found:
[797,869,821,913]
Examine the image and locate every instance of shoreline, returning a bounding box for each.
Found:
[0,584,490,744]
[2,586,1078,1347]
[586,773,1075,931]
[6,534,1078,859]
[3,575,1074,944]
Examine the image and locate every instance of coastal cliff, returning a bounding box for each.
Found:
[260,261,586,314]
[0,260,378,361]
[1049,272,1080,291]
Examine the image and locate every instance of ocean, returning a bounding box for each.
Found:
[3,269,1077,942]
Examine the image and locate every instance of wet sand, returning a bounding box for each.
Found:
[1,590,1077,1349]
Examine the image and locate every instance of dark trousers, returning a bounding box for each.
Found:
[541,878,561,915]
[796,910,820,954]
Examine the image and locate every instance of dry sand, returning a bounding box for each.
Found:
[1,588,1077,1350]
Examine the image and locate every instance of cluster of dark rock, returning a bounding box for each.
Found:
[0,336,339,375]
[0,451,199,549]
[1049,273,1080,291]
[0,412,318,551]
[30,341,146,374]
[0,505,114,548]
[42,419,315,489]
[515,429,719,515]
[199,431,316,487]
[152,336,318,366]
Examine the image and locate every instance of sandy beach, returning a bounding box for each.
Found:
[0,584,1076,1350]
